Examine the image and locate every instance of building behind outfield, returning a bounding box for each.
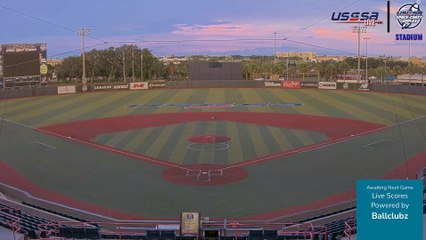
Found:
[0,43,47,89]
[189,62,243,81]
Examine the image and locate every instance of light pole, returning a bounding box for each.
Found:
[352,25,366,83]
[364,37,370,82]
[77,28,91,91]
[273,32,277,65]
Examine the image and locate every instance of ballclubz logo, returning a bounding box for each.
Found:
[331,12,380,24]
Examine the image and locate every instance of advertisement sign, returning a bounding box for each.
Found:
[130,82,148,90]
[358,82,371,91]
[93,85,113,91]
[148,81,166,89]
[113,84,129,90]
[57,85,76,94]
[301,82,319,88]
[180,212,200,235]
[264,81,282,87]
[282,81,301,89]
[318,82,337,90]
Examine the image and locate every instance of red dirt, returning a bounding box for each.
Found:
[188,135,231,143]
[162,164,247,186]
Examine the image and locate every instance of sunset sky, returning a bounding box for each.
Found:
[0,0,424,58]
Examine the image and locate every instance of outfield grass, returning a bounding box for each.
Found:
[1,88,426,219]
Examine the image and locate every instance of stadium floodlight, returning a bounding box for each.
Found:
[77,28,91,91]
[352,25,367,82]
[364,37,371,82]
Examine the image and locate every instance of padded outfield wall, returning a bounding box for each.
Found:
[188,62,243,81]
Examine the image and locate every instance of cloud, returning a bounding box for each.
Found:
[171,22,277,38]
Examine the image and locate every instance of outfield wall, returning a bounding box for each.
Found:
[1,81,426,99]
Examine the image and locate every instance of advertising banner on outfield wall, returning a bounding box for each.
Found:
[301,82,319,88]
[282,80,301,89]
[264,81,282,87]
[318,82,337,90]
[57,85,76,94]
[130,82,148,90]
[148,81,166,89]
[358,82,371,91]
[337,83,372,91]
[92,84,129,91]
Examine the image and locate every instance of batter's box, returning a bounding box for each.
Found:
[209,169,223,176]
[186,169,201,176]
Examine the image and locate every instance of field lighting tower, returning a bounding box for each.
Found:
[352,25,366,82]
[364,37,371,82]
[273,32,277,65]
[77,28,91,91]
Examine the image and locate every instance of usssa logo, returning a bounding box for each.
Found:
[331,11,381,25]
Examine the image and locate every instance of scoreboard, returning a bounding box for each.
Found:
[0,43,47,89]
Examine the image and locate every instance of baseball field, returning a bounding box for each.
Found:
[0,88,425,220]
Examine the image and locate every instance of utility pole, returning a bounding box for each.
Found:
[273,32,277,65]
[131,48,135,82]
[364,37,370,82]
[141,53,144,82]
[352,25,366,83]
[77,28,91,91]
[123,51,126,82]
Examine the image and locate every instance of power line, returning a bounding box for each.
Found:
[0,3,107,44]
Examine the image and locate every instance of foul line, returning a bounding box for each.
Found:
[0,117,188,171]
[222,115,426,171]
[28,141,56,151]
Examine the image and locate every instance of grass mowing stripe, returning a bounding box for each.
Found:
[292,130,315,146]
[3,95,71,117]
[124,128,156,153]
[171,122,198,164]
[183,89,211,113]
[240,89,272,113]
[224,89,248,112]
[103,130,132,147]
[134,127,166,156]
[226,121,244,164]
[10,93,106,126]
[255,89,298,114]
[130,89,181,115]
[157,123,188,162]
[332,91,407,124]
[80,91,140,120]
[153,89,194,114]
[293,90,351,119]
[367,92,426,118]
[245,124,270,158]
[105,90,164,117]
[270,128,294,151]
[214,121,230,165]
[236,122,257,160]
[183,121,208,165]
[145,124,177,158]
[271,89,325,116]
[280,129,305,149]
[305,90,389,123]
[256,125,284,154]
[32,91,135,127]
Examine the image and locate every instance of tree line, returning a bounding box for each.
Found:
[52,45,425,82]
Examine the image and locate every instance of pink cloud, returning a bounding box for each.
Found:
[171,23,276,38]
